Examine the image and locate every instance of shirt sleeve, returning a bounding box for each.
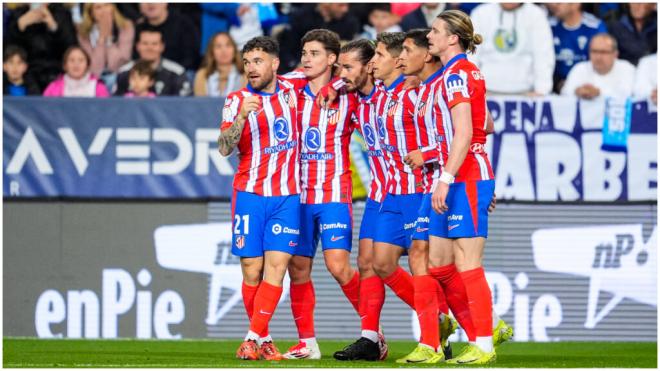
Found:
[220,93,243,131]
[444,69,473,109]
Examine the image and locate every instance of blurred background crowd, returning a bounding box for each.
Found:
[2,2,657,103]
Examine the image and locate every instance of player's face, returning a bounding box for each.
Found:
[371,42,399,81]
[301,40,336,79]
[400,38,427,76]
[338,51,369,92]
[427,18,452,56]
[243,49,279,91]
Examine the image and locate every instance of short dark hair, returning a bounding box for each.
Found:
[369,3,392,14]
[137,27,164,43]
[340,39,375,66]
[405,28,431,49]
[376,32,406,57]
[62,46,91,70]
[242,36,279,57]
[301,29,341,57]
[130,60,156,81]
[3,45,27,63]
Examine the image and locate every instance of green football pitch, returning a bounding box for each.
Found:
[3,338,657,368]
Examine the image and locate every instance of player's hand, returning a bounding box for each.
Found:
[432,181,449,214]
[488,193,496,213]
[239,96,261,119]
[40,5,58,32]
[316,85,338,109]
[404,150,424,169]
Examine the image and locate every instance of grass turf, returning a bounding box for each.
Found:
[3,338,657,368]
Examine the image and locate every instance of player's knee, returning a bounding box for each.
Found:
[357,254,373,274]
[242,268,262,286]
[326,260,351,283]
[372,258,396,278]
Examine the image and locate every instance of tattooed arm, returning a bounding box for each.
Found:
[218,95,260,156]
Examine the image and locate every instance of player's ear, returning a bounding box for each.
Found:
[328,53,337,66]
[271,56,280,73]
[424,51,433,64]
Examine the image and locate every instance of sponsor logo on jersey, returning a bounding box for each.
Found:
[321,222,348,231]
[448,214,463,221]
[330,235,345,242]
[300,153,334,160]
[446,73,469,100]
[272,223,299,235]
[264,140,297,154]
[377,117,386,139]
[448,224,460,231]
[363,124,376,147]
[366,150,383,157]
[273,117,290,142]
[470,143,485,153]
[272,224,282,235]
[404,222,416,230]
[304,127,322,152]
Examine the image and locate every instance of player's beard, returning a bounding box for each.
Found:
[250,70,275,92]
[345,66,369,92]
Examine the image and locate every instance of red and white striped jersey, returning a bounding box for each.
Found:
[413,67,450,194]
[298,84,359,204]
[220,80,300,196]
[355,86,389,203]
[439,53,494,182]
[374,75,424,195]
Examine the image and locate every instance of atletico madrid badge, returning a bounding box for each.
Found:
[235,235,245,249]
[327,108,340,125]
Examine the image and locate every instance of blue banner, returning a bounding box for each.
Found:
[3,96,657,201]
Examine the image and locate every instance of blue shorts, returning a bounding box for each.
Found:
[411,193,432,241]
[295,202,353,258]
[359,198,382,240]
[374,193,424,249]
[429,180,494,239]
[231,191,301,258]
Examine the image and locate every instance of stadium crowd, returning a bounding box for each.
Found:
[3,2,657,103]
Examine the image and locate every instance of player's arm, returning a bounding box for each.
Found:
[485,109,494,134]
[443,102,472,177]
[218,95,260,156]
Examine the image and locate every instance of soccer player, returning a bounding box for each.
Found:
[282,29,361,360]
[427,10,499,364]
[218,36,301,361]
[331,39,391,361]
[333,32,424,361]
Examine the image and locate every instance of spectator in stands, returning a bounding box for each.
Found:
[134,3,200,71]
[43,46,110,97]
[194,32,245,97]
[400,3,446,31]
[607,3,657,66]
[115,28,191,96]
[123,60,156,98]
[77,3,134,92]
[278,4,360,72]
[549,3,607,94]
[6,3,77,92]
[360,4,402,40]
[561,33,635,99]
[3,45,40,96]
[633,53,657,105]
[199,3,245,54]
[470,3,555,96]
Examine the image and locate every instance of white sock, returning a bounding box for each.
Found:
[361,330,379,343]
[475,336,493,353]
[492,310,501,329]
[301,337,317,348]
[245,330,260,342]
[259,334,272,345]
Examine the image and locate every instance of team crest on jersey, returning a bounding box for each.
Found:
[326,108,340,125]
[416,101,427,117]
[273,117,290,142]
[235,235,245,249]
[446,72,469,100]
[386,99,398,116]
[283,90,296,108]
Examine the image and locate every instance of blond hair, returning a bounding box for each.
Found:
[437,10,483,54]
[78,3,129,38]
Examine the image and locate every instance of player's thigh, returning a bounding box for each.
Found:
[429,235,454,268]
[231,191,267,258]
[263,194,301,255]
[318,202,353,252]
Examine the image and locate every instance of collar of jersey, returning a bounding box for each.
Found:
[303,84,317,99]
[442,53,468,74]
[424,66,445,85]
[359,85,377,101]
[384,74,405,92]
[247,82,281,96]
